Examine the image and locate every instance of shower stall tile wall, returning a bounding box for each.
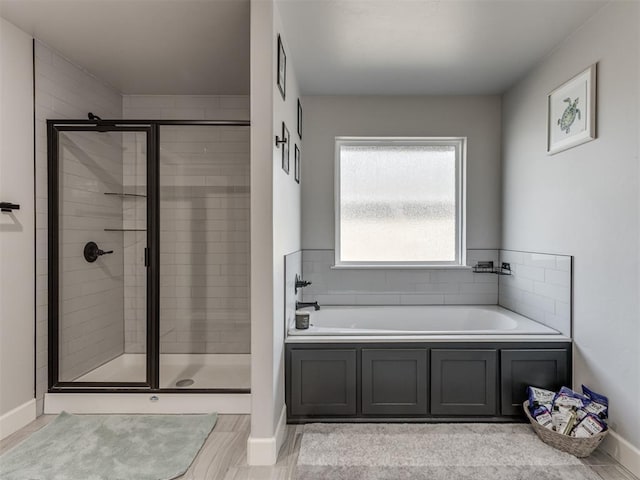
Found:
[300,249,499,306]
[123,95,250,121]
[124,97,251,355]
[498,250,572,336]
[35,41,123,412]
[57,130,126,382]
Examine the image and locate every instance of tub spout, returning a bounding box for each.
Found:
[296,301,320,311]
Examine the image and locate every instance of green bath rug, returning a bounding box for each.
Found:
[0,411,217,480]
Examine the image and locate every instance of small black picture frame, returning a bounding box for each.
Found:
[294,144,300,184]
[281,122,290,174]
[277,35,286,100]
[297,99,302,139]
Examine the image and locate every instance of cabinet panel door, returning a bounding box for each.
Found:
[290,349,357,416]
[362,349,428,415]
[430,349,497,416]
[501,349,568,416]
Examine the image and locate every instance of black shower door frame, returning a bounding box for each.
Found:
[47,119,250,394]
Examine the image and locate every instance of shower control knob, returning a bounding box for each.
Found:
[83,241,114,263]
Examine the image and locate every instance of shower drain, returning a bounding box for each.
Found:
[175,378,195,387]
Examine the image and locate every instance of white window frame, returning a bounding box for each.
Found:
[334,136,467,268]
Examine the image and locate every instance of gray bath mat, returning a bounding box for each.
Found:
[296,423,601,480]
[0,411,217,480]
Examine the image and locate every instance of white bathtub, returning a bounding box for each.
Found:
[287,305,561,338]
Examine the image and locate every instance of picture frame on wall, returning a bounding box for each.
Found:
[547,63,597,155]
[282,122,290,174]
[297,99,302,139]
[294,144,300,184]
[277,35,286,100]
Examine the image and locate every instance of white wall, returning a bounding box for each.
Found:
[248,0,302,465]
[300,96,502,250]
[249,0,276,462]
[0,17,36,438]
[272,0,302,433]
[502,0,639,458]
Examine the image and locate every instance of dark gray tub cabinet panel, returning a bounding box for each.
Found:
[430,349,497,416]
[289,349,357,416]
[362,349,428,415]
[285,342,571,422]
[501,349,569,416]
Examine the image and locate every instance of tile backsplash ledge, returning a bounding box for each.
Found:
[301,249,499,306]
[498,250,572,336]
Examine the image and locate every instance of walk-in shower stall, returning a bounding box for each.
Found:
[47,120,250,393]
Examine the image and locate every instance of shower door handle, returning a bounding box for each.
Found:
[144,247,149,267]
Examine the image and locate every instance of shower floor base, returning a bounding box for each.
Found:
[73,353,250,390]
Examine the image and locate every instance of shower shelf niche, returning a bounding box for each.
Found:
[104,228,146,232]
[104,192,147,198]
[472,262,512,276]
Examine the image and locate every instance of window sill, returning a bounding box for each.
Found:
[330,264,472,271]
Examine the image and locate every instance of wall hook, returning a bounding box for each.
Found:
[275,135,288,147]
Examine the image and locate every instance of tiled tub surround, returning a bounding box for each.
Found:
[294,249,572,336]
[498,250,572,336]
[300,249,499,309]
[284,251,303,335]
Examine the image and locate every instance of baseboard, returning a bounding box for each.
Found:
[0,399,36,440]
[247,403,287,465]
[601,429,640,478]
[44,393,251,414]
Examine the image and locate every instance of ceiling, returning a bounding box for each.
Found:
[277,0,608,95]
[0,0,607,96]
[0,0,249,95]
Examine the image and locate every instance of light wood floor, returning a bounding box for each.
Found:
[1,415,637,480]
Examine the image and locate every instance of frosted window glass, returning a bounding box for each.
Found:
[339,144,457,262]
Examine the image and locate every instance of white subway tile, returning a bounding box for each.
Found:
[500,250,524,265]
[544,268,571,287]
[460,283,499,295]
[523,252,557,269]
[399,294,445,305]
[521,291,555,313]
[555,256,572,272]
[533,281,570,302]
[513,264,545,282]
[415,283,459,294]
[355,294,401,305]
[444,294,497,305]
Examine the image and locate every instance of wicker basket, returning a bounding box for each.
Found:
[523,401,608,457]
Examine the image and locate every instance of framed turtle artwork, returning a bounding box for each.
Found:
[547,63,597,155]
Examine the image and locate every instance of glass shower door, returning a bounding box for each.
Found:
[49,124,153,387]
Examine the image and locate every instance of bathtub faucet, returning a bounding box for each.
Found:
[296,301,320,311]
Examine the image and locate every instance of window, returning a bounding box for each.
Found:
[335,137,466,267]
